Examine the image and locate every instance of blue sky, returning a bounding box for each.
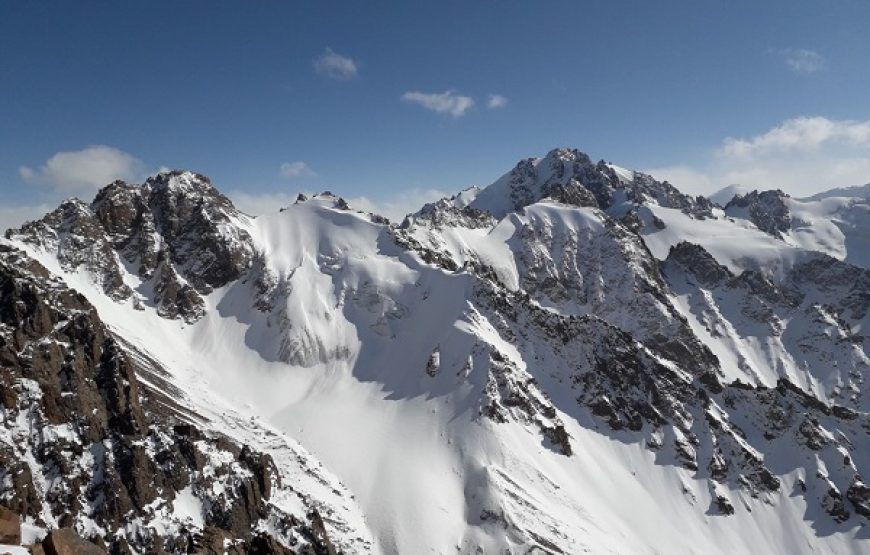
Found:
[2,0,869,224]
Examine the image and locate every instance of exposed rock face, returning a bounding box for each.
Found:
[787,254,870,321]
[655,242,869,521]
[0,506,20,544]
[7,171,255,323]
[544,177,601,208]
[466,254,867,521]
[663,243,868,410]
[8,199,133,301]
[142,171,255,290]
[665,242,734,287]
[478,341,573,457]
[0,245,333,553]
[41,528,107,555]
[725,190,791,237]
[405,199,496,230]
[847,478,870,518]
[511,208,716,371]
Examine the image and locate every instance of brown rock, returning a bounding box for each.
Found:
[240,446,277,501]
[248,533,297,555]
[190,527,229,555]
[0,506,21,544]
[300,510,337,555]
[42,528,107,555]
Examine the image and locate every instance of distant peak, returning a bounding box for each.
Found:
[47,197,94,218]
[802,182,870,201]
[708,184,751,207]
[468,148,619,217]
[145,170,214,194]
[468,148,713,220]
[726,189,790,208]
[542,147,594,165]
[93,179,140,203]
[308,191,351,210]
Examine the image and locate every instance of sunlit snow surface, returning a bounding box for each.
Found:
[7,193,867,554]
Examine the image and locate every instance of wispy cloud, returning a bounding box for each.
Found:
[779,48,825,74]
[229,188,450,222]
[19,145,146,195]
[279,161,316,179]
[646,116,870,197]
[229,191,299,217]
[346,188,452,221]
[401,90,474,117]
[0,203,54,233]
[487,94,508,109]
[313,48,358,80]
[720,116,870,158]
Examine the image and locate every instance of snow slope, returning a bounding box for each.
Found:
[713,186,870,269]
[784,195,870,269]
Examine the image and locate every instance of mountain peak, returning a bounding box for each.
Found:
[542,147,594,165]
[468,148,614,217]
[708,184,751,206]
[145,169,215,196]
[803,182,870,201]
[468,148,713,219]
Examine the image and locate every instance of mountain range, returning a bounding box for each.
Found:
[1,148,867,554]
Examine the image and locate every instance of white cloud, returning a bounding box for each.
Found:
[646,116,870,197]
[780,48,825,74]
[346,188,451,221]
[721,116,870,158]
[0,203,54,233]
[645,165,716,193]
[228,188,450,222]
[19,145,146,195]
[229,191,300,217]
[487,94,508,109]
[279,161,316,179]
[401,90,474,117]
[313,48,358,80]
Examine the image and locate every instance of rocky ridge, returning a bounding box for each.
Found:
[7,171,255,323]
[724,190,792,238]
[0,244,337,554]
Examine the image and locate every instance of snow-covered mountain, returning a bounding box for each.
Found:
[1,151,867,554]
[713,186,870,269]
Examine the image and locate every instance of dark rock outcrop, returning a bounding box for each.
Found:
[665,242,734,287]
[41,528,107,555]
[725,190,791,238]
[0,245,332,553]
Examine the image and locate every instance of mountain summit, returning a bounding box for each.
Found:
[1,151,867,554]
[469,148,714,219]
